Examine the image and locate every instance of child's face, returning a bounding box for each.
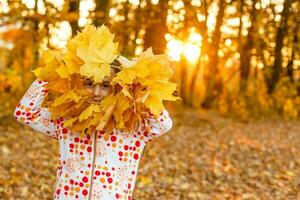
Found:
[81,67,118,102]
[83,77,111,102]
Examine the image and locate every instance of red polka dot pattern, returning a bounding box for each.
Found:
[14,79,173,199]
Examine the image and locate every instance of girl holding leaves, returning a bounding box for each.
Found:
[14,25,178,200]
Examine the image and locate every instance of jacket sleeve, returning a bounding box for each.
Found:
[142,109,173,142]
[13,79,59,139]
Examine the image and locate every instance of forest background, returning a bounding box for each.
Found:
[1,1,300,199]
[0,0,299,121]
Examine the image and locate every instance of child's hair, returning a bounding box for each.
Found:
[111,59,122,74]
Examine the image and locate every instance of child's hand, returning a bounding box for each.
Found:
[140,109,173,141]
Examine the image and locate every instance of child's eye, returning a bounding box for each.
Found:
[141,86,147,91]
[102,81,110,88]
[84,79,93,86]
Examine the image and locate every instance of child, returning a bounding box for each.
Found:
[13,68,173,200]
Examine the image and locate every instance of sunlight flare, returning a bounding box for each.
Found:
[184,43,200,63]
[167,39,183,61]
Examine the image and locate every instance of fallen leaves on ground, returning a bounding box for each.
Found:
[1,106,300,199]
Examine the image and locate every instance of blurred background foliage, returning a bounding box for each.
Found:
[0,0,299,122]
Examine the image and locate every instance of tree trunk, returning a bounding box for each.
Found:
[121,2,130,55]
[185,0,208,106]
[202,0,226,107]
[239,0,257,92]
[179,56,188,103]
[189,59,201,106]
[144,1,168,54]
[287,20,298,83]
[267,0,292,93]
[69,0,79,36]
[94,0,111,27]
[32,0,39,67]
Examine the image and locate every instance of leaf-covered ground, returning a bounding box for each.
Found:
[1,107,300,199]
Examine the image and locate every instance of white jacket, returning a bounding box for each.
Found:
[14,79,173,200]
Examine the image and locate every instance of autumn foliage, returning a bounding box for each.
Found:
[33,25,179,135]
[0,0,299,122]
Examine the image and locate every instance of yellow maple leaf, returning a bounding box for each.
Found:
[61,51,83,77]
[55,65,70,78]
[96,103,117,131]
[61,98,89,118]
[147,57,173,81]
[67,25,91,50]
[79,62,111,83]
[113,48,179,117]
[52,90,82,106]
[144,95,164,115]
[88,112,105,127]
[49,101,74,117]
[79,103,102,122]
[99,93,118,108]
[45,79,69,93]
[63,117,78,127]
[113,94,131,129]
[75,25,119,83]
[32,50,63,81]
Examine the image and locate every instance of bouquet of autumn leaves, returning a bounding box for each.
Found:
[33,25,179,136]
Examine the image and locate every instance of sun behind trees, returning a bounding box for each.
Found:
[0,0,299,120]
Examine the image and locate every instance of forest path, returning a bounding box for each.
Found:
[1,107,300,199]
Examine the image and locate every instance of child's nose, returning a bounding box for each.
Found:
[94,85,101,95]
